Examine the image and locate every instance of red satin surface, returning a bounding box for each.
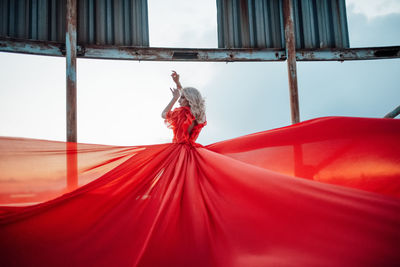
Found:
[0,116,399,267]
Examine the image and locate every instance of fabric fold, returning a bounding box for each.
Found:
[0,117,399,267]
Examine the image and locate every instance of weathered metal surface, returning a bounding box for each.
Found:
[384,105,400,118]
[0,0,148,46]
[77,0,149,46]
[66,0,77,143]
[217,0,349,49]
[82,45,286,61]
[296,46,400,61]
[0,37,64,56]
[283,0,300,124]
[0,0,66,42]
[66,0,78,190]
[292,0,349,48]
[217,0,284,48]
[1,38,399,61]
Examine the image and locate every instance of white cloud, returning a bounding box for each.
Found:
[346,0,400,19]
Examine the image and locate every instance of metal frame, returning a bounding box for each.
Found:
[66,0,77,143]
[283,0,299,124]
[384,105,400,119]
[1,37,399,61]
[66,0,78,191]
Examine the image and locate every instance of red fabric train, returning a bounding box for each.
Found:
[0,112,399,266]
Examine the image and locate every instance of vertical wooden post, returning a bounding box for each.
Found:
[66,0,78,191]
[283,0,300,124]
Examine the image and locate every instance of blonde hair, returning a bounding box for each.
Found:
[181,87,206,124]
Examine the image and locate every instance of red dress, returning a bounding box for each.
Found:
[0,112,400,267]
[165,106,206,145]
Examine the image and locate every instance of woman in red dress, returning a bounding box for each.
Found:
[162,71,206,145]
[0,72,400,266]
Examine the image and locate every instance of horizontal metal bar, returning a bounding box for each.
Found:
[0,37,399,62]
[296,46,400,61]
[0,37,64,56]
[82,45,286,61]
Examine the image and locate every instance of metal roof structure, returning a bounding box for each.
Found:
[217,0,349,49]
[0,0,149,46]
[1,0,397,62]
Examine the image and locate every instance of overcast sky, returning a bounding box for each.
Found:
[0,0,399,146]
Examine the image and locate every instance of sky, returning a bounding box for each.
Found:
[0,0,399,146]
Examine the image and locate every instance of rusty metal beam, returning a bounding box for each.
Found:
[66,0,77,191]
[1,37,399,62]
[82,45,400,61]
[297,46,400,61]
[80,46,286,61]
[0,37,64,56]
[384,105,400,118]
[283,0,300,124]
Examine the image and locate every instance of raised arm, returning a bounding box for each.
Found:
[171,70,182,89]
[161,71,183,119]
[161,87,180,119]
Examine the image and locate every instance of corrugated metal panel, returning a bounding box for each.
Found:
[0,0,149,46]
[77,0,149,46]
[0,0,66,42]
[217,0,349,49]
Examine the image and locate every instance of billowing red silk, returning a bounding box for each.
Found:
[0,114,399,267]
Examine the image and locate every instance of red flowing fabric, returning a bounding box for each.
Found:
[0,112,399,266]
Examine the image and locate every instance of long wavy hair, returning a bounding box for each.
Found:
[181,87,206,124]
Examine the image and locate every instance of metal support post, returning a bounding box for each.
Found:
[66,0,78,190]
[384,105,400,118]
[283,0,300,124]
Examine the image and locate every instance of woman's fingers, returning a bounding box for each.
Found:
[171,70,179,80]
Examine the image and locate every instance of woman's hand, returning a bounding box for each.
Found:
[171,70,179,83]
[171,70,182,89]
[162,71,182,119]
[170,87,180,100]
[162,87,180,119]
